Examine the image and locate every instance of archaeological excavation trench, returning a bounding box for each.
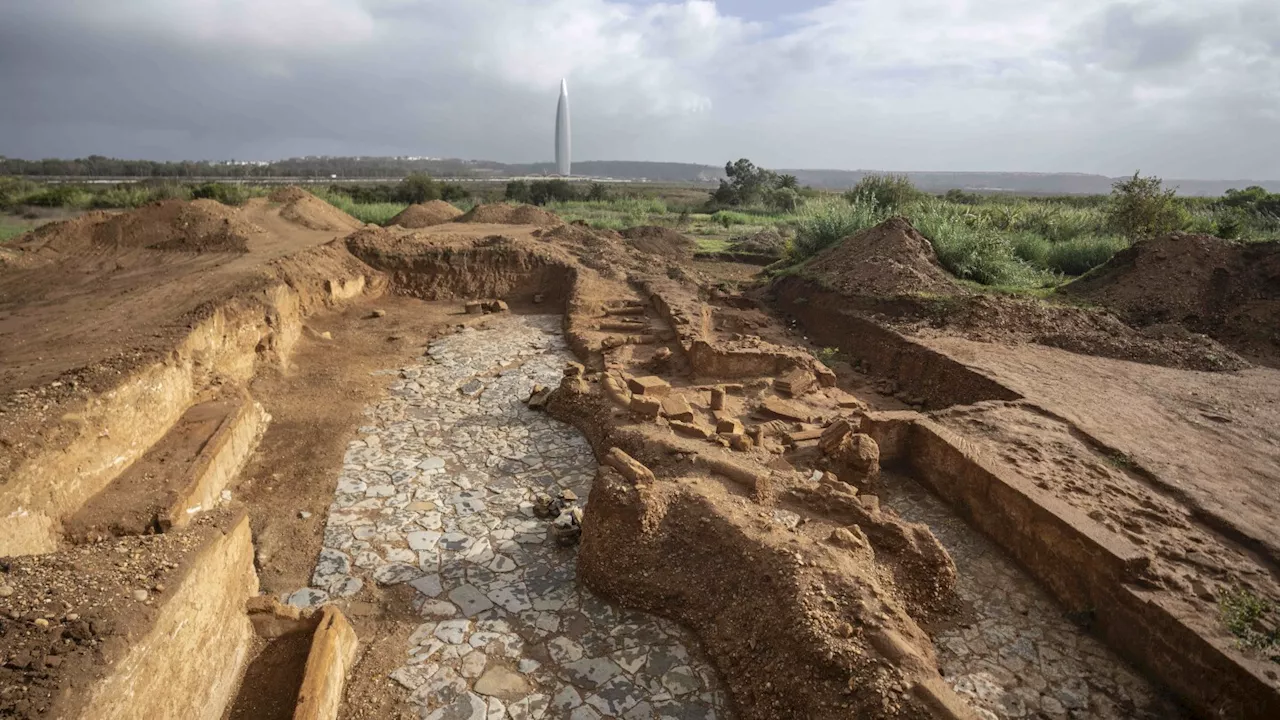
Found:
[2,194,1278,720]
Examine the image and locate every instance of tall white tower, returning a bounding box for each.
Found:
[555,79,571,177]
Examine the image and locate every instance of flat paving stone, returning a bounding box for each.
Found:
[302,315,727,719]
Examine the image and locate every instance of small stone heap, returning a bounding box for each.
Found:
[533,489,583,546]
[819,418,881,489]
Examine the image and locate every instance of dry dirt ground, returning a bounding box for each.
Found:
[1,195,1277,720]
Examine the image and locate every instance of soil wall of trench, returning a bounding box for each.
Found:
[0,247,383,557]
[774,275,1280,719]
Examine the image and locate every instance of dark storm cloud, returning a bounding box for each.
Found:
[0,0,1276,178]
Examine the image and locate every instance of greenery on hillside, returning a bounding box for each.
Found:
[3,168,1277,295]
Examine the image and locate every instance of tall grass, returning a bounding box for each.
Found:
[0,219,35,242]
[791,194,891,260]
[310,187,407,225]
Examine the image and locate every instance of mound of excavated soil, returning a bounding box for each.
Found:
[456,203,561,226]
[15,200,262,256]
[618,225,695,259]
[267,186,311,203]
[806,217,963,297]
[388,200,463,229]
[918,294,1248,372]
[269,187,363,233]
[1062,233,1280,366]
[729,228,787,255]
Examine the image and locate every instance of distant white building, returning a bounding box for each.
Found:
[555,79,571,177]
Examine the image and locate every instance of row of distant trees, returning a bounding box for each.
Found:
[505,179,610,205]
[0,155,495,179]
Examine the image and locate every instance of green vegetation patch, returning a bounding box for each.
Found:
[1219,586,1280,662]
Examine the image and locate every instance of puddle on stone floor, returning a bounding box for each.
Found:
[879,472,1187,720]
[294,315,728,720]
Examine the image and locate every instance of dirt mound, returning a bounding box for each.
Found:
[456,203,561,226]
[16,200,261,256]
[806,217,963,297]
[916,294,1248,372]
[1061,233,1280,366]
[266,186,311,203]
[388,200,462,228]
[618,225,695,259]
[270,188,362,233]
[729,228,787,255]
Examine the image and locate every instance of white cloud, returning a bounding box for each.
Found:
[63,0,377,50]
[0,0,1275,177]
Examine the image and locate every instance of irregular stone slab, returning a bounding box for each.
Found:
[301,316,730,720]
[474,665,529,700]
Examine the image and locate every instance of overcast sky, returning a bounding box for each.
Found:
[1,0,1277,178]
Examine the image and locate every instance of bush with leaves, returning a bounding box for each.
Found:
[768,187,800,212]
[943,188,981,205]
[585,182,610,202]
[528,179,577,205]
[505,180,531,203]
[397,173,440,204]
[1106,172,1190,240]
[711,158,796,207]
[190,182,256,206]
[843,174,922,211]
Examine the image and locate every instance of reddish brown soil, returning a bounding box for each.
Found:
[1061,233,1280,367]
[239,296,476,596]
[903,293,1247,372]
[269,187,364,233]
[223,632,311,720]
[0,514,232,720]
[922,336,1280,570]
[618,225,696,259]
[4,194,1278,718]
[387,200,462,228]
[456,203,561,226]
[64,394,240,542]
[10,200,263,259]
[806,217,965,297]
[0,198,363,487]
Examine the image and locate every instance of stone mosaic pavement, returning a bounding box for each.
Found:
[294,315,728,720]
[880,473,1187,720]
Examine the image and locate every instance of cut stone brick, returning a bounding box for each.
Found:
[605,448,656,485]
[670,421,713,440]
[627,375,671,397]
[630,396,662,420]
[760,397,812,423]
[716,417,744,435]
[661,394,695,423]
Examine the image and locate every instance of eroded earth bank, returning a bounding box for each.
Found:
[1,192,1277,720]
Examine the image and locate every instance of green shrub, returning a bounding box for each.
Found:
[191,182,258,206]
[844,174,922,211]
[25,184,93,208]
[1010,230,1126,276]
[1106,172,1190,240]
[712,210,753,228]
[90,185,154,209]
[1043,236,1128,276]
[791,195,889,261]
[398,173,440,203]
[311,187,406,225]
[1218,586,1279,660]
[943,188,981,205]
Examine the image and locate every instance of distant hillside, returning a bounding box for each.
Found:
[781,169,1280,197]
[3,155,1276,196]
